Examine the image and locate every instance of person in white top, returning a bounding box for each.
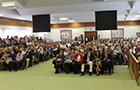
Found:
[60,43,66,50]
[137,35,140,42]
[66,42,71,48]
[64,48,68,56]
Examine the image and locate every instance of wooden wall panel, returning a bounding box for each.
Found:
[0,17,32,27]
[0,17,140,28]
[51,21,140,28]
[85,22,95,27]
[118,21,140,26]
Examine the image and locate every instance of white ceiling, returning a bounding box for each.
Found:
[0,0,140,24]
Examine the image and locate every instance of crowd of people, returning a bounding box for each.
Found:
[0,35,140,76]
[0,35,54,72]
[53,36,140,76]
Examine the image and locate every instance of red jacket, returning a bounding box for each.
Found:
[74,54,83,64]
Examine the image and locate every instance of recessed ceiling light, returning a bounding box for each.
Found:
[0,14,4,16]
[17,17,25,19]
[131,18,137,20]
[60,17,69,20]
[68,20,76,22]
[135,15,140,17]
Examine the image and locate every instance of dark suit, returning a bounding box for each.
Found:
[102,53,112,74]
[81,53,94,73]
[83,53,94,64]
[48,47,53,57]
[25,51,33,65]
[8,54,16,71]
[25,52,32,58]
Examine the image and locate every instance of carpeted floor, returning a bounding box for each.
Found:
[0,58,140,90]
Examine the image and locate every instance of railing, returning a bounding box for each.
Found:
[128,49,140,86]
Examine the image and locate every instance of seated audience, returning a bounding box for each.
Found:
[8,51,17,71]
[25,49,32,69]
[113,45,122,65]
[1,51,9,70]
[94,50,102,76]
[102,49,112,75]
[53,50,65,74]
[38,47,44,62]
[74,50,83,74]
[10,51,23,72]
[81,48,94,76]
[122,48,128,65]
[64,48,68,56]
[64,49,74,74]
[71,49,75,54]
[0,49,2,60]
[48,45,53,58]
[1,34,139,75]
[32,47,38,63]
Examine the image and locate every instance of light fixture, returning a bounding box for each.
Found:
[0,14,4,16]
[139,11,140,13]
[131,18,137,20]
[68,20,76,22]
[135,15,140,17]
[17,17,25,20]
[52,16,55,19]
[59,17,69,20]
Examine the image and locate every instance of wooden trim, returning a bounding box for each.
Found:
[0,17,32,27]
[118,21,140,26]
[0,17,140,28]
[130,50,139,63]
[128,48,139,86]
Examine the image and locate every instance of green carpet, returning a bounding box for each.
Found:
[0,58,140,90]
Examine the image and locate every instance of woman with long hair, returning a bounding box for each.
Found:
[53,50,65,74]
[122,48,128,65]
[32,47,38,63]
[94,50,102,76]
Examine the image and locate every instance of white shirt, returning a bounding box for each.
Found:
[67,43,71,48]
[64,52,68,56]
[22,51,26,55]
[77,55,81,60]
[133,49,136,54]
[138,38,140,42]
[60,44,66,49]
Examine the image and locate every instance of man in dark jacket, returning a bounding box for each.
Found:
[81,48,94,76]
[102,49,112,75]
[25,49,33,69]
[8,51,16,71]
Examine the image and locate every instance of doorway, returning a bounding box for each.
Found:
[85,31,97,42]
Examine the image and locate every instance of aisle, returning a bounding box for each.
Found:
[0,58,140,90]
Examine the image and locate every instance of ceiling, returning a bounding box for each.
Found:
[0,0,140,24]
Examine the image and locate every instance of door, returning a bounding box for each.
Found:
[85,31,97,42]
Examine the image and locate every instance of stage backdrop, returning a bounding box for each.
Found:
[60,30,72,40]
[111,28,124,39]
